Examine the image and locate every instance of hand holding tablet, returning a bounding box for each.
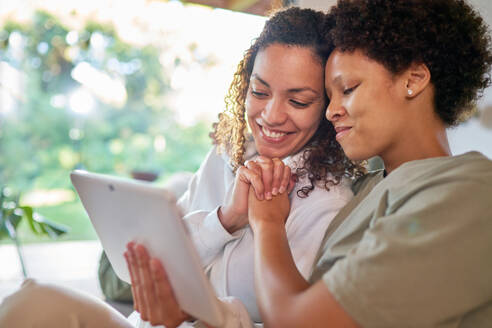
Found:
[70,170,224,326]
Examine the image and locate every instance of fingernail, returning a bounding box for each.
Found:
[266,192,272,200]
[279,186,285,194]
[272,188,278,196]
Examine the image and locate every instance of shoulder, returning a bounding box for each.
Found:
[192,146,231,179]
[392,152,492,194]
[215,134,258,172]
[373,152,492,220]
[351,170,384,195]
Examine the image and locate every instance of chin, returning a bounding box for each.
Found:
[256,145,290,159]
[340,146,371,162]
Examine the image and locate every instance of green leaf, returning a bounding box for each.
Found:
[19,206,42,235]
[4,217,18,241]
[30,210,69,236]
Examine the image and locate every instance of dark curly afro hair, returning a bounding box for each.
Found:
[329,0,492,126]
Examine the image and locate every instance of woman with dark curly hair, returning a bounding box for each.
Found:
[246,0,492,327]
[122,6,362,327]
[0,7,362,328]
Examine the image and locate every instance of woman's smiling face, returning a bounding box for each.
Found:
[245,44,326,159]
[324,49,409,162]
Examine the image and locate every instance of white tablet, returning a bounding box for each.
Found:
[70,170,224,326]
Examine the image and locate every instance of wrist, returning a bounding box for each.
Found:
[218,206,239,234]
[250,219,285,236]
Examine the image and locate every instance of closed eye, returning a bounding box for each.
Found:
[251,90,268,98]
[343,84,359,96]
[289,99,310,108]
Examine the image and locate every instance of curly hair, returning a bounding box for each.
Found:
[329,0,492,126]
[212,7,365,197]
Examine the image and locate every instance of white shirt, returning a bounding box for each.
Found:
[130,140,353,326]
[179,141,353,322]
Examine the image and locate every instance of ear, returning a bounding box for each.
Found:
[403,63,431,98]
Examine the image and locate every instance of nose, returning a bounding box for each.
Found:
[262,97,287,125]
[325,98,346,122]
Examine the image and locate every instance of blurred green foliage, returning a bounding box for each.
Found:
[0,11,212,242]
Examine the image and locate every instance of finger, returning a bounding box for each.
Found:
[255,156,274,200]
[288,174,298,194]
[244,160,262,176]
[279,164,291,194]
[150,258,188,327]
[271,158,285,195]
[135,244,157,322]
[124,248,140,311]
[243,162,265,200]
[127,242,143,313]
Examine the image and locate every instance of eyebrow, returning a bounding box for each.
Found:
[331,75,343,85]
[251,74,320,95]
[325,75,343,97]
[251,74,270,88]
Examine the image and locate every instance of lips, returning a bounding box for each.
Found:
[261,126,287,138]
[257,123,292,143]
[334,126,351,140]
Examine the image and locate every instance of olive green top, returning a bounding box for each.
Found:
[311,152,492,327]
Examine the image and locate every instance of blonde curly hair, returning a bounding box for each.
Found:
[212,7,365,197]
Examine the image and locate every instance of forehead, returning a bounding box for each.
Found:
[252,44,324,89]
[325,49,393,84]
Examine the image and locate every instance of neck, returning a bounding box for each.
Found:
[382,107,451,174]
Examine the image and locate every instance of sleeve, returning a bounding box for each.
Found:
[184,208,242,266]
[322,179,492,327]
[176,147,242,267]
[286,180,354,279]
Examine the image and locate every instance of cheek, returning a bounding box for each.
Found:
[245,95,261,119]
[294,109,323,135]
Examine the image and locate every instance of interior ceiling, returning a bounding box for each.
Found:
[183,0,492,26]
[181,0,282,16]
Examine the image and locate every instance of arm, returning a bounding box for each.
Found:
[248,190,359,328]
[176,148,245,266]
[181,151,293,266]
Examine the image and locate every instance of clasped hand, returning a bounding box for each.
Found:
[124,156,295,327]
[219,156,296,233]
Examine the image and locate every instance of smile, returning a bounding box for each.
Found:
[334,126,351,140]
[259,125,291,142]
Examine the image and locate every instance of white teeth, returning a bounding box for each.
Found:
[261,126,287,139]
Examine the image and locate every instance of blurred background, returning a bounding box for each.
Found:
[0,0,269,243]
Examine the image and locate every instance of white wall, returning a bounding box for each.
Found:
[449,0,492,158]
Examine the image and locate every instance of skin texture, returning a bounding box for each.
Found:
[124,242,189,327]
[324,50,450,173]
[245,44,326,160]
[219,43,326,233]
